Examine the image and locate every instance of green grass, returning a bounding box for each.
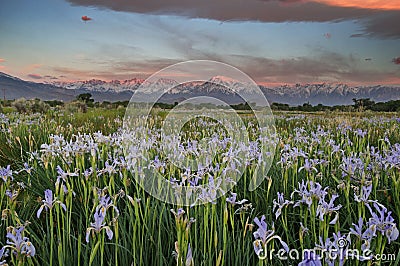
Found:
[0,109,399,265]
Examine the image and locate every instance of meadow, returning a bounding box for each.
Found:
[0,108,399,265]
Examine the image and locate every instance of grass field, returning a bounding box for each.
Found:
[0,108,399,265]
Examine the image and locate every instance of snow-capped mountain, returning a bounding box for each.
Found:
[260,83,400,105]
[51,76,400,105]
[2,72,400,105]
[52,78,145,92]
[51,76,254,95]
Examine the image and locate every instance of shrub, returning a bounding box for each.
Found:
[65,101,87,113]
[12,98,50,113]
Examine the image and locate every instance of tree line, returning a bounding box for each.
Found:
[271,98,400,112]
[1,93,399,113]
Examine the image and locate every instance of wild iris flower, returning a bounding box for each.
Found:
[298,159,318,173]
[367,203,399,244]
[37,189,67,218]
[171,208,185,219]
[292,180,328,208]
[354,129,367,138]
[56,165,78,194]
[272,192,293,219]
[0,166,12,182]
[98,195,120,219]
[316,194,342,224]
[5,189,19,201]
[4,226,36,257]
[18,162,32,174]
[253,215,289,258]
[349,217,376,250]
[354,185,386,210]
[100,161,117,175]
[341,156,364,179]
[0,247,8,265]
[226,192,248,206]
[194,176,226,205]
[85,206,114,243]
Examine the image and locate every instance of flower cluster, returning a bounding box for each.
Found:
[0,225,36,262]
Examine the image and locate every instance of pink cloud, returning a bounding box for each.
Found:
[314,0,400,10]
[0,58,5,63]
[27,74,43,79]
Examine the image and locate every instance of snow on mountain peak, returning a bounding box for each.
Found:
[209,75,240,84]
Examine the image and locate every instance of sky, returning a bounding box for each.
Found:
[0,0,399,86]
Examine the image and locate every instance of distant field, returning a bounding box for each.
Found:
[0,108,399,265]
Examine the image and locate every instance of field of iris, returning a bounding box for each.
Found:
[0,108,399,265]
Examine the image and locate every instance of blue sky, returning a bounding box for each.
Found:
[0,0,399,85]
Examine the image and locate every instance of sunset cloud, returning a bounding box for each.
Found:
[312,0,400,10]
[66,0,400,38]
[44,75,59,80]
[350,12,400,39]
[27,74,43,79]
[228,53,400,85]
[51,58,180,81]
[1,0,398,87]
[49,51,400,86]
[66,0,378,22]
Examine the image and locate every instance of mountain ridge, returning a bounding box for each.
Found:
[1,72,400,106]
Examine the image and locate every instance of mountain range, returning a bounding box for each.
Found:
[1,72,400,106]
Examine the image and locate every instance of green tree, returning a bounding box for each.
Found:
[76,93,94,104]
[352,98,375,111]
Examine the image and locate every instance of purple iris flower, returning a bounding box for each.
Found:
[85,206,114,243]
[0,246,8,265]
[253,215,289,258]
[354,185,386,210]
[367,203,399,244]
[273,192,293,219]
[37,189,67,218]
[299,159,318,173]
[0,165,13,182]
[226,192,248,206]
[316,194,342,224]
[171,208,185,219]
[5,226,36,257]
